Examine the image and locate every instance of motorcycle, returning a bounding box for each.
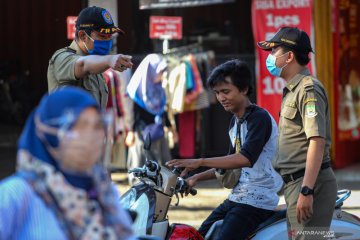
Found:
[121,136,360,239]
[121,135,202,239]
[205,189,360,239]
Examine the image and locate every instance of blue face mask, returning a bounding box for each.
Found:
[266,52,288,77]
[85,34,113,55]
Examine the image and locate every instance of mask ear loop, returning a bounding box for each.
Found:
[35,114,104,176]
[34,115,63,163]
[274,51,290,71]
[83,32,94,53]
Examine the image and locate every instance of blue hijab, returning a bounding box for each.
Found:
[126,54,167,115]
[18,87,99,190]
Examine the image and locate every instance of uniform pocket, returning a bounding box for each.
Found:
[281,107,302,133]
[282,107,297,120]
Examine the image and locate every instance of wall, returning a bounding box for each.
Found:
[0,0,86,102]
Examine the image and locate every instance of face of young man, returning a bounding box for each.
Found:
[212,77,248,115]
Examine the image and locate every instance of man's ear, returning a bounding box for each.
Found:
[77,30,87,41]
[287,51,295,63]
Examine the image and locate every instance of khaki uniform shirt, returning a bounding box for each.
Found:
[273,68,331,175]
[47,41,108,109]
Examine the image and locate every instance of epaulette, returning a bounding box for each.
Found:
[303,76,314,92]
[64,47,76,53]
[49,47,77,65]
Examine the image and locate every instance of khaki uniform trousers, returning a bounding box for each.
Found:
[284,168,337,240]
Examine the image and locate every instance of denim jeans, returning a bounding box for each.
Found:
[198,199,274,240]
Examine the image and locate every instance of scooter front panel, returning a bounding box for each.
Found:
[122,183,157,235]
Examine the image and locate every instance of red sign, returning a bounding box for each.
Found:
[150,16,182,40]
[252,0,314,122]
[67,16,77,40]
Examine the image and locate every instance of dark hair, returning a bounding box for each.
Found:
[281,46,311,66]
[207,59,253,96]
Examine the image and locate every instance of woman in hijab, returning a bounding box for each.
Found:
[0,87,135,240]
[125,54,174,183]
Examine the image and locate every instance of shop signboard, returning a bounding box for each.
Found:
[140,0,235,9]
[67,16,77,40]
[150,16,182,40]
[252,0,314,122]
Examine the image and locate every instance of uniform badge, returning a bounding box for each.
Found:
[305,102,317,118]
[102,10,113,24]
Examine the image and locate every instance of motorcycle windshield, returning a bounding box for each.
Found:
[130,194,150,235]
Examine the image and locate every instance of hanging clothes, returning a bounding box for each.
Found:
[178,111,195,158]
[125,54,172,184]
[163,50,216,158]
[167,62,187,114]
[103,69,132,170]
[126,54,167,116]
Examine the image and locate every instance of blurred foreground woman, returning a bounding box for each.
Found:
[0,87,135,240]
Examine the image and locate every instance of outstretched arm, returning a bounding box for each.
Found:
[166,154,250,176]
[75,54,133,79]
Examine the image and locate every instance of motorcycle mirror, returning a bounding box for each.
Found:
[144,133,151,150]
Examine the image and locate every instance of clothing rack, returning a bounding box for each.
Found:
[164,42,203,55]
[162,36,203,55]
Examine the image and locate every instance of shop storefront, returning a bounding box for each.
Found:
[333,0,360,168]
[125,0,256,159]
[1,0,358,168]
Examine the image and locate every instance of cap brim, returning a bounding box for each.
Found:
[257,41,280,51]
[112,26,125,35]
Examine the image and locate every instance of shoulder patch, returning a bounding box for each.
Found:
[305,102,317,118]
[304,98,317,104]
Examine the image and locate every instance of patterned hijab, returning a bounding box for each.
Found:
[126,54,167,115]
[17,87,134,240]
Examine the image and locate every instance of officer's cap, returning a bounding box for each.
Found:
[76,6,124,35]
[257,27,314,53]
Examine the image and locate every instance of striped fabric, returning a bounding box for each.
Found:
[0,176,67,239]
[0,176,136,240]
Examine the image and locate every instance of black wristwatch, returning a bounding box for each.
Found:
[300,186,314,196]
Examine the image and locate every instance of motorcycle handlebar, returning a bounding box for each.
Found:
[172,167,182,176]
[145,160,158,172]
[189,188,197,196]
[176,177,197,196]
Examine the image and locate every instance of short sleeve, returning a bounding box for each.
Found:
[53,51,80,84]
[299,84,328,139]
[240,109,272,167]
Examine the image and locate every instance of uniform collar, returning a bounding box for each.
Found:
[285,68,311,91]
[69,40,86,56]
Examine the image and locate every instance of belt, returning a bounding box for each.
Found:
[282,161,331,184]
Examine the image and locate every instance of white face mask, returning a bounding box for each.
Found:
[58,130,105,173]
[34,112,110,174]
[265,52,289,77]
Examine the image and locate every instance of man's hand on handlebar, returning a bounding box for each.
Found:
[185,175,198,196]
[166,158,203,177]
